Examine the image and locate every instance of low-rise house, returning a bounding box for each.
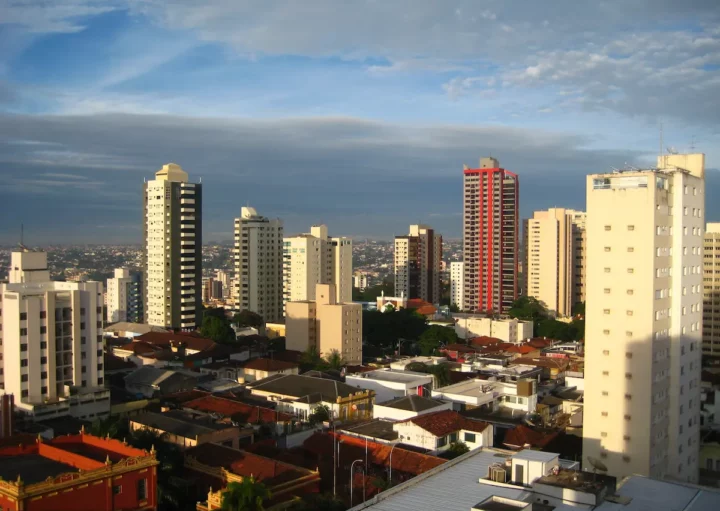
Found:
[199,359,247,381]
[346,368,433,402]
[431,378,538,415]
[247,373,374,421]
[130,410,253,449]
[124,366,209,398]
[182,394,294,435]
[439,343,483,362]
[453,314,533,343]
[373,395,452,421]
[393,410,493,454]
[103,321,168,339]
[510,357,569,380]
[240,358,299,382]
[390,356,447,371]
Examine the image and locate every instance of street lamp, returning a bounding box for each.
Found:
[388,442,399,485]
[397,338,408,356]
[350,459,364,508]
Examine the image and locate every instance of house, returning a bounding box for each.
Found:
[438,343,483,362]
[240,358,299,382]
[103,321,169,339]
[373,395,452,421]
[431,378,538,415]
[346,368,433,402]
[130,410,253,449]
[510,357,569,380]
[502,424,559,450]
[134,331,216,355]
[392,410,492,454]
[124,366,209,398]
[452,314,534,343]
[0,431,158,511]
[184,443,320,511]
[247,373,374,421]
[199,359,247,381]
[389,356,447,371]
[182,394,294,435]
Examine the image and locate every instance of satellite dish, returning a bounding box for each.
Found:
[587,456,608,473]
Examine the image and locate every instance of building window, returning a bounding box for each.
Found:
[601,411,608,417]
[21,390,28,398]
[98,377,104,385]
[600,432,607,437]
[80,308,86,316]
[41,371,47,379]
[603,309,610,315]
[464,432,476,443]
[627,289,634,295]
[603,329,610,335]
[603,350,610,355]
[138,479,147,500]
[40,356,47,364]
[21,375,28,382]
[604,247,611,252]
[604,225,611,231]
[21,360,28,367]
[602,391,609,396]
[20,312,27,320]
[41,386,47,394]
[627,247,634,252]
[20,328,27,336]
[20,344,28,352]
[437,436,448,448]
[602,371,609,376]
[604,288,611,294]
[113,485,122,495]
[624,415,631,421]
[628,225,635,231]
[623,456,631,462]
[40,311,46,319]
[627,268,634,274]
[625,394,632,400]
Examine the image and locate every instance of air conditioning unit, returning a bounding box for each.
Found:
[488,465,507,483]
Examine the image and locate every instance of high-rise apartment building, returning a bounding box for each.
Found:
[450,262,465,310]
[286,284,362,364]
[583,153,705,483]
[570,210,587,308]
[283,224,352,309]
[525,208,586,317]
[394,225,442,304]
[462,157,519,313]
[234,207,283,323]
[215,270,231,298]
[703,223,720,355]
[143,163,202,330]
[202,278,223,302]
[0,249,109,419]
[106,268,142,324]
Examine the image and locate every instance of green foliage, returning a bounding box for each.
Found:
[571,302,586,317]
[449,303,460,313]
[324,349,346,370]
[200,315,236,343]
[233,309,264,328]
[404,362,452,388]
[352,281,394,302]
[88,415,128,440]
[308,404,331,425]
[418,325,458,355]
[537,318,584,342]
[363,308,428,350]
[508,296,548,322]
[442,441,470,459]
[221,477,271,511]
[299,346,326,372]
[291,493,345,511]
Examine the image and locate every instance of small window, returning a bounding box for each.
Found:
[40,311,46,319]
[605,225,611,231]
[602,391,609,396]
[20,328,27,336]
[624,414,631,421]
[627,268,634,274]
[626,352,633,359]
[625,373,632,379]
[138,479,147,500]
[602,371,609,376]
[623,435,631,441]
[623,456,631,462]
[601,432,608,437]
[20,312,27,320]
[604,246,611,252]
[604,267,611,273]
[113,485,122,495]
[627,289,634,295]
[604,288,611,294]
[625,394,632,400]
[627,247,634,252]
[464,432,476,443]
[601,411,608,417]
[603,329,610,335]
[627,310,633,316]
[603,309,610,315]
[628,225,635,231]
[602,350,610,355]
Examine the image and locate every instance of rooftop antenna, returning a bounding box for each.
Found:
[659,121,663,160]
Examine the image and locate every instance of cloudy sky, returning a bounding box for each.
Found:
[1,1,719,244]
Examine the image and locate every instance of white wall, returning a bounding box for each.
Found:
[373,400,452,420]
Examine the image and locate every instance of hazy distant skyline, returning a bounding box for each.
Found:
[1,1,719,243]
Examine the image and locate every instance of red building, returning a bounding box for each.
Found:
[462,157,519,313]
[0,430,158,511]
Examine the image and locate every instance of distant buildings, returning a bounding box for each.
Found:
[704,223,720,355]
[462,157,519,314]
[450,261,464,310]
[202,277,223,302]
[143,163,202,330]
[524,208,586,317]
[286,283,362,363]
[394,224,442,304]
[0,249,109,420]
[215,269,231,298]
[452,314,533,343]
[234,206,283,323]
[283,224,352,309]
[106,267,142,323]
[584,153,705,482]
[353,272,371,290]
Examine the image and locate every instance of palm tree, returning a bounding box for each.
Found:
[220,477,271,511]
[324,349,346,371]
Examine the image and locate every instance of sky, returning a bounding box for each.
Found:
[0,0,719,244]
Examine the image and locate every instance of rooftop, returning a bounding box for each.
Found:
[130,410,238,438]
[242,358,299,372]
[134,331,216,352]
[397,410,490,437]
[378,395,447,412]
[341,419,399,441]
[104,322,169,335]
[183,395,294,423]
[350,369,432,384]
[248,373,369,401]
[0,454,76,484]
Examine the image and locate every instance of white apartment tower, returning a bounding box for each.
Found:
[525,208,586,317]
[283,224,352,309]
[394,225,442,304]
[583,153,705,483]
[450,262,465,310]
[703,223,720,355]
[0,249,109,419]
[143,163,202,330]
[234,207,283,323]
[106,268,142,323]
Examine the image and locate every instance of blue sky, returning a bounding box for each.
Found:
[1,0,719,243]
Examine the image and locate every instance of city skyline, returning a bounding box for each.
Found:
[1,1,719,243]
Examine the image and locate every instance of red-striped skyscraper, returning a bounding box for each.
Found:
[462,157,519,313]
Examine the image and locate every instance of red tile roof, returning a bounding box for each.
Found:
[469,336,503,346]
[183,395,293,423]
[415,305,438,316]
[135,332,216,352]
[117,340,163,355]
[441,343,481,354]
[528,338,554,348]
[512,357,569,370]
[503,425,559,449]
[406,298,433,309]
[397,410,490,437]
[243,358,299,372]
[505,344,537,355]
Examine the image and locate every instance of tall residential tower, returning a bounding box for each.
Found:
[394,225,442,304]
[583,153,705,482]
[106,268,143,324]
[703,223,720,355]
[234,207,283,323]
[143,163,202,330]
[462,157,519,313]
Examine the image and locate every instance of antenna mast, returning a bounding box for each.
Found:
[659,122,663,160]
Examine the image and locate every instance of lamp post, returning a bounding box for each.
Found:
[388,442,399,485]
[397,338,407,356]
[350,459,363,508]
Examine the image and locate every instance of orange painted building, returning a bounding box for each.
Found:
[0,430,158,511]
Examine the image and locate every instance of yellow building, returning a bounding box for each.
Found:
[703,223,720,355]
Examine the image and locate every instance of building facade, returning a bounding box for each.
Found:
[234,207,283,323]
[703,223,720,356]
[285,284,362,363]
[394,225,442,304]
[106,268,143,324]
[462,157,519,314]
[143,163,202,330]
[283,224,352,309]
[525,208,586,317]
[0,250,109,420]
[583,153,705,482]
[450,261,465,310]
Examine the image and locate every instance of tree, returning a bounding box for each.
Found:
[352,281,394,302]
[89,415,128,440]
[233,310,264,328]
[571,302,586,317]
[418,325,458,355]
[449,303,460,313]
[292,493,345,511]
[442,441,470,459]
[362,309,427,350]
[308,404,331,425]
[324,349,346,370]
[200,315,236,343]
[221,477,271,511]
[299,346,326,372]
[405,362,452,388]
[508,296,548,323]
